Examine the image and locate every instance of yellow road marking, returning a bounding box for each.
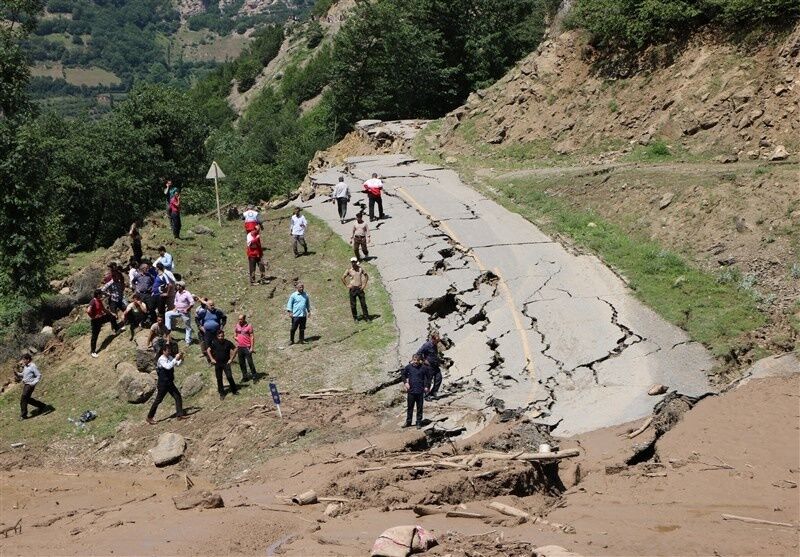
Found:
[395,186,535,386]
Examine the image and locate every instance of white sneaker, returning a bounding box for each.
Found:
[91,353,99,358]
[117,326,126,333]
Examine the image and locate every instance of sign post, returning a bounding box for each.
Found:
[205,161,226,227]
[269,382,283,419]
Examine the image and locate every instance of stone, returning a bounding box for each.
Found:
[324,503,343,517]
[150,432,186,467]
[732,85,755,103]
[444,156,458,165]
[115,361,139,376]
[181,372,204,398]
[658,192,675,210]
[117,370,156,404]
[774,85,788,96]
[59,287,71,296]
[40,326,54,337]
[134,349,155,373]
[192,224,215,236]
[534,545,582,557]
[648,384,668,396]
[172,490,224,510]
[769,145,789,161]
[714,154,738,164]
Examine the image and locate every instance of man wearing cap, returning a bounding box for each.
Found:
[286,283,311,345]
[16,353,53,420]
[242,204,263,232]
[165,281,195,345]
[341,258,369,321]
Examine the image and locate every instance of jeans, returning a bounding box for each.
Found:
[165,310,192,344]
[290,316,306,343]
[147,380,184,420]
[336,198,348,221]
[368,194,384,220]
[214,363,238,395]
[237,347,256,380]
[90,314,119,353]
[349,287,368,320]
[406,393,424,426]
[20,383,47,418]
[292,235,308,256]
[169,210,181,239]
[429,367,442,397]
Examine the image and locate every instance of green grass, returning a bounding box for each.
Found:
[64,320,90,338]
[623,139,674,162]
[490,177,766,358]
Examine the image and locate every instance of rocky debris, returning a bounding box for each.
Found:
[117,370,156,404]
[181,373,204,398]
[192,225,215,236]
[150,432,186,467]
[482,419,554,453]
[769,145,789,161]
[658,192,675,210]
[652,393,696,436]
[172,490,223,510]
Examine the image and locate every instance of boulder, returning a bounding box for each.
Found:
[117,370,156,404]
[324,503,343,517]
[192,225,215,236]
[72,266,104,304]
[181,373,204,398]
[134,349,155,373]
[40,326,54,337]
[150,432,186,467]
[173,490,224,510]
[115,362,139,376]
[769,145,789,161]
[658,192,675,210]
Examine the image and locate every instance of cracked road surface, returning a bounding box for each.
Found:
[306,155,713,437]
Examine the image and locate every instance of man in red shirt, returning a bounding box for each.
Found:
[87,289,124,358]
[362,172,385,222]
[167,185,181,239]
[246,228,267,285]
[234,314,258,382]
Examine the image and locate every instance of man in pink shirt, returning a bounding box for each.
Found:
[234,314,258,382]
[165,281,194,345]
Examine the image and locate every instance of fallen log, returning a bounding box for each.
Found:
[392,461,435,469]
[488,501,530,519]
[357,466,384,472]
[446,510,486,519]
[435,461,469,470]
[627,417,653,439]
[721,514,795,528]
[318,497,350,503]
[514,449,581,461]
[413,505,444,517]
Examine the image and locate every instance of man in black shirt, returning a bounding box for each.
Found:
[416,331,442,401]
[207,330,239,399]
[401,353,432,428]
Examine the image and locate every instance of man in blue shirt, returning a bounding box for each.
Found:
[416,331,442,401]
[286,283,311,345]
[196,299,227,360]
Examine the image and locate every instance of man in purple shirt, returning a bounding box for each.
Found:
[165,281,195,345]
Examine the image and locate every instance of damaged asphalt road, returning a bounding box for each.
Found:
[306,154,714,437]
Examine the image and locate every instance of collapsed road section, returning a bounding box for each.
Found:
[305,153,714,437]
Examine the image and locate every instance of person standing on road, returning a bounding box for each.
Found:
[129,221,142,265]
[207,330,239,399]
[417,331,442,401]
[234,314,258,382]
[332,176,350,224]
[16,354,53,420]
[165,281,194,345]
[290,207,308,258]
[363,172,385,221]
[146,344,187,425]
[246,227,267,285]
[286,283,311,345]
[87,289,123,358]
[350,212,370,261]
[242,204,263,232]
[401,353,431,428]
[341,257,369,321]
[196,299,226,361]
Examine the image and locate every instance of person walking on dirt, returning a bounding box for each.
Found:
[196,299,227,361]
[332,176,350,224]
[16,354,53,420]
[129,221,143,265]
[154,246,174,272]
[122,293,148,341]
[286,283,311,345]
[417,331,442,401]
[234,314,258,382]
[290,207,308,258]
[87,289,123,358]
[363,172,385,221]
[342,257,369,321]
[242,204,263,232]
[246,227,267,285]
[351,212,370,261]
[146,344,187,425]
[207,330,239,399]
[165,281,194,345]
[402,353,431,428]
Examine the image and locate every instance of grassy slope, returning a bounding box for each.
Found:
[0,209,396,448]
[414,125,767,363]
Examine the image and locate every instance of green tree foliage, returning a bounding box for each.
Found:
[570,0,800,49]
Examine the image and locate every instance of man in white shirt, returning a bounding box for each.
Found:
[146,344,187,424]
[165,281,195,345]
[332,176,350,224]
[16,354,52,420]
[362,172,385,221]
[290,207,309,258]
[154,246,174,272]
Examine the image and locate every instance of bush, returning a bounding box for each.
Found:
[235,58,261,92]
[65,320,91,339]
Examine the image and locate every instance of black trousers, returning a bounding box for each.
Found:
[336,198,348,221]
[201,328,218,360]
[90,314,118,353]
[214,363,238,395]
[147,380,184,420]
[126,312,144,340]
[237,347,256,379]
[132,238,142,264]
[290,316,306,343]
[169,210,181,239]
[406,393,424,425]
[368,194,384,220]
[20,384,47,418]
[429,367,442,397]
[349,287,368,319]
